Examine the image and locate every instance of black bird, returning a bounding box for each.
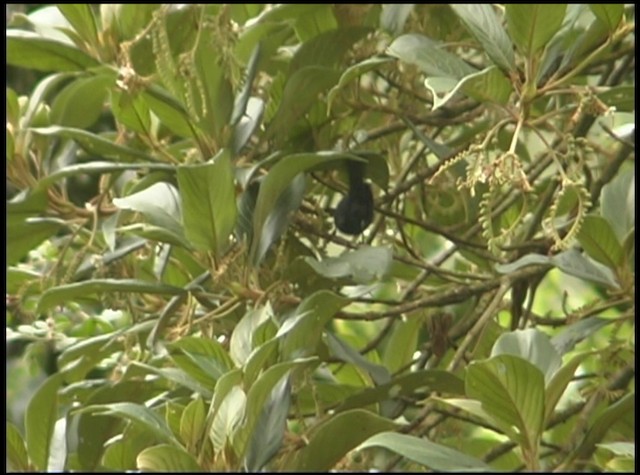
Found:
[334,160,374,235]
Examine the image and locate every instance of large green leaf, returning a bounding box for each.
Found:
[266,66,341,141]
[210,385,246,454]
[31,126,156,162]
[25,373,65,471]
[356,431,493,472]
[600,163,634,241]
[335,369,465,413]
[230,305,273,367]
[76,402,178,446]
[285,409,397,471]
[491,329,562,384]
[450,4,516,72]
[303,245,393,284]
[250,152,368,264]
[57,4,100,50]
[7,421,30,472]
[37,279,186,313]
[589,4,624,32]
[244,373,292,472]
[505,5,567,56]
[177,150,237,255]
[278,290,349,359]
[7,29,100,71]
[76,380,158,471]
[180,397,206,451]
[50,73,114,128]
[577,215,624,269]
[136,444,202,472]
[387,33,476,79]
[466,355,545,451]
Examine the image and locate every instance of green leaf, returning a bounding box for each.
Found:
[230,44,261,126]
[380,4,415,35]
[356,431,493,472]
[601,163,635,241]
[589,4,624,32]
[50,73,114,128]
[167,336,234,388]
[57,4,100,50]
[7,421,30,472]
[326,332,390,386]
[577,215,624,269]
[573,392,635,461]
[192,26,233,138]
[230,305,273,367]
[75,380,159,471]
[244,373,292,472]
[544,351,593,424]
[250,152,367,264]
[31,126,155,162]
[278,290,349,359]
[7,217,62,266]
[102,423,158,471]
[137,444,203,472]
[77,402,178,446]
[387,33,476,79]
[238,358,318,458]
[450,4,516,72]
[143,86,195,138]
[7,29,100,71]
[111,89,152,134]
[266,66,341,141]
[491,329,562,384]
[25,373,64,471]
[210,385,246,454]
[180,397,206,450]
[505,5,567,56]
[34,161,172,192]
[286,409,397,471]
[37,279,186,313]
[177,150,237,255]
[551,316,613,355]
[550,249,619,288]
[253,173,306,265]
[466,355,545,451]
[289,27,371,74]
[303,245,393,284]
[327,56,393,113]
[383,316,423,374]
[336,369,466,413]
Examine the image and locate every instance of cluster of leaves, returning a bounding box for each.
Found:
[6,4,635,472]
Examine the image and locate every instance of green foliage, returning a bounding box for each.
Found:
[6,3,634,473]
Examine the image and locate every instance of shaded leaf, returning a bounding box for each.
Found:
[57,4,100,49]
[31,126,155,162]
[25,373,64,471]
[466,355,545,451]
[551,316,614,355]
[77,402,178,446]
[177,150,237,255]
[37,279,186,313]
[387,33,476,79]
[7,29,100,71]
[451,4,516,72]
[491,329,562,384]
[303,245,393,284]
[505,5,567,56]
[7,422,30,472]
[137,444,203,472]
[286,409,397,471]
[577,215,624,269]
[244,373,291,472]
[589,4,624,32]
[357,431,493,472]
[380,4,415,35]
[278,290,349,359]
